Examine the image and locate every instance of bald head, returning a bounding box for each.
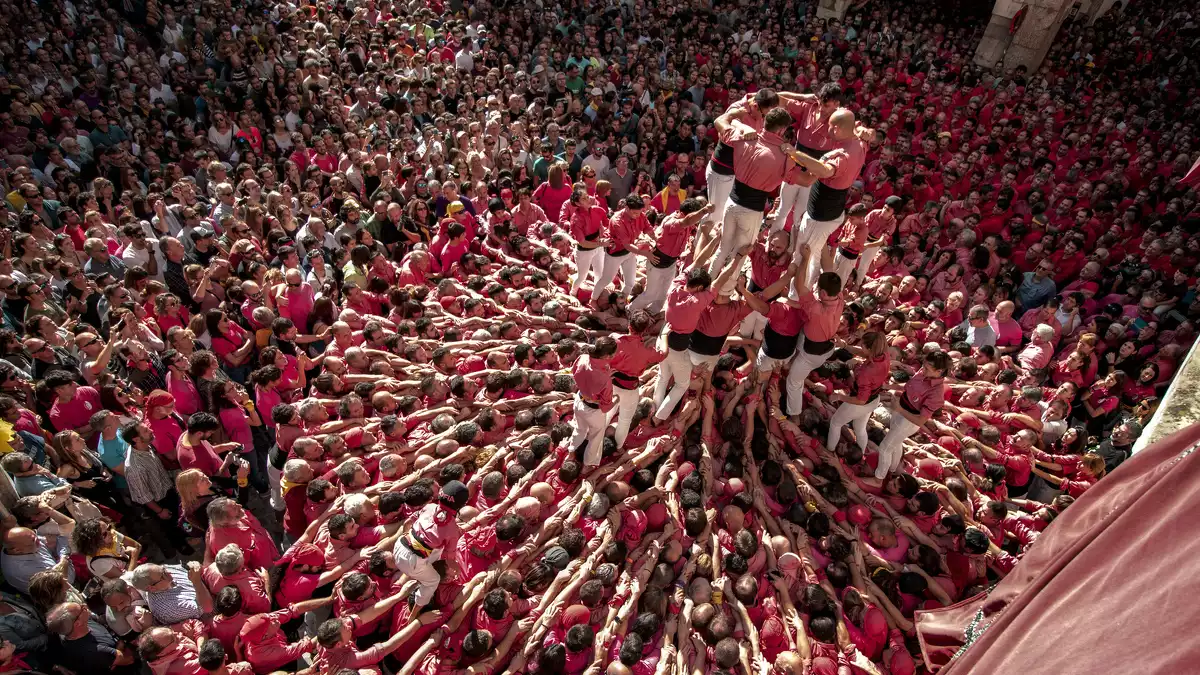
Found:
[830,108,856,137]
[3,527,37,554]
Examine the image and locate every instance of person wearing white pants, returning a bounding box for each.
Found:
[592,195,654,304]
[770,181,811,233]
[738,230,792,341]
[392,480,470,607]
[780,108,873,295]
[853,196,902,289]
[568,191,608,295]
[654,253,745,421]
[609,311,665,447]
[784,269,845,417]
[791,210,846,290]
[873,351,951,479]
[707,106,794,284]
[830,203,871,289]
[825,332,890,451]
[708,202,763,286]
[774,86,843,232]
[630,198,713,313]
[568,337,619,466]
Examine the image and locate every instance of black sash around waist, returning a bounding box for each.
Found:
[710,142,735,175]
[899,393,921,415]
[763,324,799,359]
[837,247,861,260]
[748,278,765,293]
[689,330,728,356]
[802,336,834,355]
[666,330,692,351]
[808,181,850,221]
[612,371,639,389]
[651,247,679,269]
[732,179,771,211]
[607,246,631,256]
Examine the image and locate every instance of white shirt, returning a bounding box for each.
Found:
[148,84,177,106]
[582,154,611,175]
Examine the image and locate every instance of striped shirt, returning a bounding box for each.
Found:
[145,564,204,625]
[125,447,172,505]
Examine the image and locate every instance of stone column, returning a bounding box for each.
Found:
[815,0,852,21]
[973,0,1073,72]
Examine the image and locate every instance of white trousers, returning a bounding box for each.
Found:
[832,249,859,289]
[710,202,762,287]
[569,394,609,466]
[875,414,920,479]
[394,542,443,606]
[612,385,639,448]
[706,168,734,223]
[571,246,605,294]
[654,348,693,420]
[772,182,811,233]
[826,398,880,452]
[792,211,845,294]
[630,261,677,313]
[594,252,637,299]
[855,243,883,287]
[267,463,284,512]
[785,336,834,415]
[739,310,768,340]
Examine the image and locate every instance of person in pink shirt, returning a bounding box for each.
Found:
[202,543,272,615]
[609,312,666,448]
[785,108,870,285]
[591,194,654,306]
[855,195,903,289]
[510,187,548,235]
[708,106,793,276]
[826,332,890,453]
[875,350,950,479]
[391,481,469,608]
[567,336,617,466]
[830,203,870,288]
[654,258,741,423]
[1018,325,1057,370]
[567,190,607,296]
[771,84,842,233]
[45,372,103,435]
[629,200,714,314]
[989,301,1023,353]
[784,248,846,417]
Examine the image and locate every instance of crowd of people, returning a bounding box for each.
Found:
[1,0,1198,673]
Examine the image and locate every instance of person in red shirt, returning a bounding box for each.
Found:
[392,481,469,609]
[568,336,617,466]
[567,190,607,297]
[707,107,793,277]
[784,247,847,417]
[609,311,665,448]
[653,257,742,423]
[704,90,778,242]
[826,331,890,453]
[591,194,653,307]
[770,84,843,233]
[831,203,870,288]
[737,230,792,340]
[629,200,713,314]
[875,350,951,479]
[855,195,903,289]
[786,108,870,286]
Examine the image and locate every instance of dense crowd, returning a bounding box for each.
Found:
[0,0,1198,674]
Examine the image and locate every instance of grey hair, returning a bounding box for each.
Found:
[283,458,313,482]
[1034,324,1055,341]
[206,497,240,527]
[297,398,325,420]
[343,493,370,518]
[45,602,84,635]
[215,544,245,576]
[129,563,165,591]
